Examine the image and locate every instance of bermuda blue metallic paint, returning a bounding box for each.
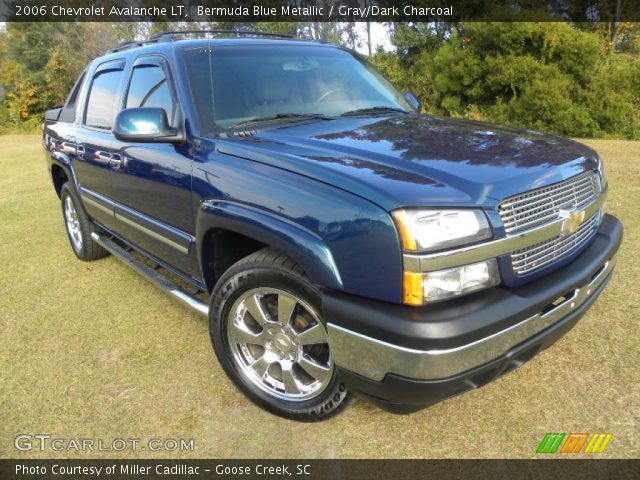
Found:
[192,139,403,302]
[109,137,200,277]
[43,38,605,305]
[196,200,343,290]
[225,114,600,211]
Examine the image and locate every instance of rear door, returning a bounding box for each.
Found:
[75,59,126,228]
[109,55,197,277]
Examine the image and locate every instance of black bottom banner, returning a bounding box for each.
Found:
[1,459,638,480]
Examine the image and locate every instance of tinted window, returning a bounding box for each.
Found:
[126,65,174,118]
[183,45,411,131]
[65,72,85,109]
[85,69,123,129]
[59,71,86,123]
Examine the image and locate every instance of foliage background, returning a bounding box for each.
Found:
[0,21,638,138]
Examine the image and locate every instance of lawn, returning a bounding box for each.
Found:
[0,135,638,459]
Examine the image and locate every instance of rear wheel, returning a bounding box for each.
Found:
[60,182,108,261]
[209,248,352,421]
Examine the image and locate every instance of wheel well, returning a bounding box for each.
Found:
[51,165,69,198]
[201,229,268,292]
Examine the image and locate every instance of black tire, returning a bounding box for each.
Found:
[60,182,109,261]
[209,247,353,421]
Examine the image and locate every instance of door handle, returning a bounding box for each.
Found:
[109,155,122,170]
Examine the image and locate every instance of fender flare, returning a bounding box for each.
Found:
[50,150,80,190]
[196,200,343,290]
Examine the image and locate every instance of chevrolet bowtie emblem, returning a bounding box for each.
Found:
[559,209,585,237]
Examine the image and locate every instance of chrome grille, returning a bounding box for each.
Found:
[499,171,599,234]
[510,214,599,275]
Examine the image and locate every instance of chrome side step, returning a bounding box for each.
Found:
[90,232,209,317]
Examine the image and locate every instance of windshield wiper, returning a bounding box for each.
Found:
[340,106,410,117]
[230,113,332,129]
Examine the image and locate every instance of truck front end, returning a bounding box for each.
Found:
[324,166,622,412]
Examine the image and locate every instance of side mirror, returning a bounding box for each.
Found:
[113,108,182,143]
[403,92,421,112]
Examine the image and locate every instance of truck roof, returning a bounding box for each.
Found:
[100,31,330,60]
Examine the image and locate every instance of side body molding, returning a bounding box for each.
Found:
[196,200,343,291]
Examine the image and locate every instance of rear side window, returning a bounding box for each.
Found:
[85,69,123,129]
[125,65,174,119]
[59,71,86,123]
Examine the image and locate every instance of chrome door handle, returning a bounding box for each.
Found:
[109,156,122,169]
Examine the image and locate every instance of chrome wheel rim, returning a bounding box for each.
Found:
[64,195,83,252]
[227,288,333,401]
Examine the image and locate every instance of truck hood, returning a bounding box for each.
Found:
[216,114,599,211]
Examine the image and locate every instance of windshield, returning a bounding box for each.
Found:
[183,44,412,131]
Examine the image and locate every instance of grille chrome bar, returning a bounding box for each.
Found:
[499,171,599,235]
[502,184,596,228]
[500,177,595,210]
[511,215,599,274]
[498,171,601,275]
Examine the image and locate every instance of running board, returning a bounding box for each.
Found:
[90,232,209,317]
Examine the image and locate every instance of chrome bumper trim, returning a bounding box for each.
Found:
[327,257,615,382]
[404,189,607,272]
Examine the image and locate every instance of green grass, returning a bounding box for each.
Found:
[0,135,638,459]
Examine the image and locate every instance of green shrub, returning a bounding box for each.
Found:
[385,22,640,139]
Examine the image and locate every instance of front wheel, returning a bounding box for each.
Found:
[209,248,352,421]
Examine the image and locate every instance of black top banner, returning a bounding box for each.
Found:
[2,0,640,22]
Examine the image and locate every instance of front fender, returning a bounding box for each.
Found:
[192,144,404,303]
[196,200,343,290]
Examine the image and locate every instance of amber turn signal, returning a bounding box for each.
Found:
[403,271,424,306]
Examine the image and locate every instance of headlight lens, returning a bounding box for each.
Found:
[392,209,492,252]
[596,157,606,224]
[403,259,500,305]
[596,156,607,190]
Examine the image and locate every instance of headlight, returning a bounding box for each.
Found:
[596,156,607,190]
[393,208,498,305]
[392,208,492,252]
[403,259,500,305]
[595,157,607,223]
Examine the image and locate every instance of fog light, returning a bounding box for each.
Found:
[423,259,500,303]
[403,259,501,305]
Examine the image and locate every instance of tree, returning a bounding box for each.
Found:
[390,22,456,60]
[0,22,140,128]
[375,21,639,139]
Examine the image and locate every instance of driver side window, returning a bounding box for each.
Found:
[125,65,175,121]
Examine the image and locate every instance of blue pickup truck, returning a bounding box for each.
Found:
[43,31,622,421]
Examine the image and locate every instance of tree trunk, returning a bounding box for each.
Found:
[611,0,624,49]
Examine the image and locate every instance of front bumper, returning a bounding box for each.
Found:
[323,214,623,413]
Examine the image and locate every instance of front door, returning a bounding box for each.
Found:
[109,56,198,278]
